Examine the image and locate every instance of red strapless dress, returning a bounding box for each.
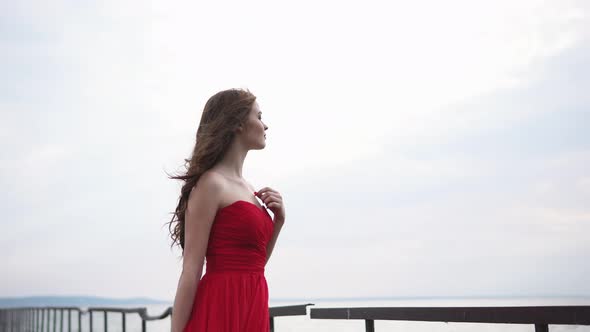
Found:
[183,200,275,332]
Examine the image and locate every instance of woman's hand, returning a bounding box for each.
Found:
[255,187,285,224]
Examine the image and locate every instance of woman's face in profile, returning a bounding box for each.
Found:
[242,101,268,150]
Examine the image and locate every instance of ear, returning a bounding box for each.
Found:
[235,123,244,134]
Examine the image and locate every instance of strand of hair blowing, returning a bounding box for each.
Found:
[166,89,256,253]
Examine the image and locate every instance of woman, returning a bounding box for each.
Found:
[167,88,285,332]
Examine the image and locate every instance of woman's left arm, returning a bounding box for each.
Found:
[265,219,284,264]
[255,187,286,265]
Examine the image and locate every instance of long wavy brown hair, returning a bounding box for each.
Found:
[166,88,257,253]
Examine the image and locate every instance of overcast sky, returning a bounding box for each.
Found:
[1,0,589,302]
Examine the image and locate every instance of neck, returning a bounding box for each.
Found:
[215,139,248,179]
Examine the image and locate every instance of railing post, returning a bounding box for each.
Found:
[122,312,126,332]
[53,308,57,332]
[535,324,549,332]
[270,316,274,332]
[365,319,375,332]
[41,309,45,332]
[78,309,82,332]
[104,311,108,332]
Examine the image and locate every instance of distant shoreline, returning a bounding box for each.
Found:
[2,294,590,308]
[0,295,169,308]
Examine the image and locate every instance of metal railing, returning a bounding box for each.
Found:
[0,304,313,332]
[310,305,590,332]
[3,304,589,331]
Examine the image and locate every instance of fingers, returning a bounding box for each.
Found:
[255,187,284,211]
[267,201,281,208]
[255,187,282,199]
[260,192,281,206]
[255,187,273,196]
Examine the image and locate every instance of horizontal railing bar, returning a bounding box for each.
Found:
[270,303,314,317]
[0,303,314,319]
[141,307,173,321]
[0,307,81,311]
[89,307,146,313]
[310,306,590,325]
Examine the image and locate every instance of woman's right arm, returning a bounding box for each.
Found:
[171,172,224,332]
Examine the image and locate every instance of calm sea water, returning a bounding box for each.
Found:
[74,297,590,332]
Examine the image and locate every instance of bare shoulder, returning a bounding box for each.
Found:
[195,170,226,191]
[187,170,226,211]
